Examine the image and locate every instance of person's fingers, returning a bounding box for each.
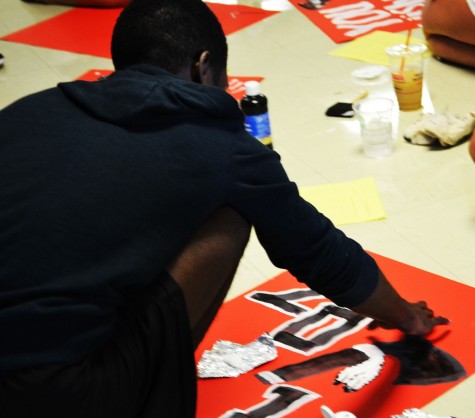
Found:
[416,301,434,314]
[422,305,434,316]
[365,301,449,335]
[433,315,450,326]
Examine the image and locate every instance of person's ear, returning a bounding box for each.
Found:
[192,51,214,86]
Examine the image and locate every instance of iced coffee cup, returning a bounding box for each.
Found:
[385,43,427,111]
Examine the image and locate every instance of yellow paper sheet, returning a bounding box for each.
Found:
[329,31,428,66]
[299,177,386,226]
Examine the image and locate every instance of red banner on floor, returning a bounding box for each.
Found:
[196,252,474,417]
[1,3,277,58]
[289,0,423,43]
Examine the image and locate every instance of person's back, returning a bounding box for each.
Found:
[0,1,245,416]
[0,64,246,371]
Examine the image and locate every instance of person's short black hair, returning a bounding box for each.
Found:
[111,0,228,78]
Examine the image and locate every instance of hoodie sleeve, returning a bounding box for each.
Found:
[226,136,379,308]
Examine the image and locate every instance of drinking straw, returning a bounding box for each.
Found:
[399,28,412,72]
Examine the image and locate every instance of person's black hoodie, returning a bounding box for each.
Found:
[0,65,377,371]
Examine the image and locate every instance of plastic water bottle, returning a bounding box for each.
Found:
[240,80,273,150]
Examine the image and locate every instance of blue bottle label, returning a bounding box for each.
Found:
[244,113,272,142]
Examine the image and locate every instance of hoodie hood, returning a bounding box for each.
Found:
[59,65,243,128]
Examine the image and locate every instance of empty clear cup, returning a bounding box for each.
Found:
[352,97,394,159]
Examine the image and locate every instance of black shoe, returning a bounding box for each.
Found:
[0,53,4,68]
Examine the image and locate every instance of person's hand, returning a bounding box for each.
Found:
[351,271,449,337]
[367,300,449,336]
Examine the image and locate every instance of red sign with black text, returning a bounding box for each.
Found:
[196,252,474,417]
[289,0,423,43]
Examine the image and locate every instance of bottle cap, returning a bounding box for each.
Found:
[244,80,261,96]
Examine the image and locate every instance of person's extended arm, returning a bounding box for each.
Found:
[351,270,449,336]
[227,137,448,337]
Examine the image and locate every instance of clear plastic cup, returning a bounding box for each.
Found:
[353,97,394,159]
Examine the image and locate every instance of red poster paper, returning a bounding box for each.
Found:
[288,0,424,43]
[226,76,264,101]
[77,69,113,81]
[3,8,121,58]
[1,3,277,58]
[77,70,263,102]
[196,252,475,417]
[210,3,278,37]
